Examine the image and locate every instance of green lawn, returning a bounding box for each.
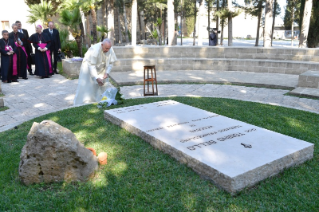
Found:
[0,97,318,211]
[0,106,9,112]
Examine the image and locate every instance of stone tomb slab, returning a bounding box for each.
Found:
[104,100,314,194]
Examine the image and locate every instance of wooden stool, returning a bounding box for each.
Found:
[143,65,158,96]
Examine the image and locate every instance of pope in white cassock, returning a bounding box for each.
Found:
[74,39,117,106]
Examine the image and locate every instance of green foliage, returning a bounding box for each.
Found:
[61,40,88,57]
[185,16,195,36]
[284,0,301,30]
[25,0,61,10]
[97,25,110,42]
[0,97,319,211]
[308,0,319,47]
[27,0,56,26]
[215,8,242,19]
[59,8,82,38]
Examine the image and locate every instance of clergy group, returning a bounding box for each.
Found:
[0,21,61,83]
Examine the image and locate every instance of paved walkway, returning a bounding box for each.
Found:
[110,71,299,89]
[0,74,77,132]
[0,75,318,133]
[120,84,319,114]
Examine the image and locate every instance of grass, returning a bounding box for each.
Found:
[0,106,9,112]
[0,97,318,211]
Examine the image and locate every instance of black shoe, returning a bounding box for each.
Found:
[7,80,12,83]
[29,72,34,75]
[54,71,59,74]
[12,79,19,82]
[22,77,28,80]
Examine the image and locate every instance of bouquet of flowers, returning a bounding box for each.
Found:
[97,79,124,109]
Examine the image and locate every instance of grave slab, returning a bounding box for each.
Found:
[104,100,314,194]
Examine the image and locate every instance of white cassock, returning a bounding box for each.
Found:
[73,43,117,106]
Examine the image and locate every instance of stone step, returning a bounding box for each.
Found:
[113,46,319,63]
[298,71,319,88]
[109,70,298,89]
[289,87,319,99]
[112,58,319,75]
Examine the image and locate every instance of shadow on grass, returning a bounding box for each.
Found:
[0,97,318,211]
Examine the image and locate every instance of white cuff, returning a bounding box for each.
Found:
[106,64,113,74]
[38,47,41,50]
[44,47,47,51]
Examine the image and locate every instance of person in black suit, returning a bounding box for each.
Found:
[16,21,33,75]
[43,21,61,74]
[9,24,28,79]
[209,29,218,46]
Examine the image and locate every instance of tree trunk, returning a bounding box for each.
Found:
[123,0,129,43]
[107,0,115,45]
[216,0,219,45]
[198,0,204,46]
[102,0,107,27]
[227,0,233,46]
[117,7,123,43]
[208,0,211,42]
[220,0,226,45]
[193,0,196,46]
[164,8,167,45]
[255,2,262,46]
[140,10,146,40]
[167,0,175,46]
[271,0,277,46]
[80,9,86,49]
[76,36,82,58]
[291,6,294,46]
[90,7,98,44]
[86,14,91,47]
[131,0,137,46]
[138,7,143,40]
[263,0,274,47]
[299,0,312,48]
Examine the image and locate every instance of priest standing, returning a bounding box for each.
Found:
[74,38,117,106]
[0,30,18,83]
[9,24,28,79]
[16,21,33,75]
[28,25,52,79]
[43,21,61,74]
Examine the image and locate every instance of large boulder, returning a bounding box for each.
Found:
[19,120,98,185]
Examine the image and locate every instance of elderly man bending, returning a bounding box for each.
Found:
[74,39,117,106]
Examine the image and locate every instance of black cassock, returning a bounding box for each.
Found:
[9,32,28,78]
[209,32,217,46]
[29,33,52,77]
[0,38,17,82]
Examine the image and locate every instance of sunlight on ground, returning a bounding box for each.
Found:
[111,161,128,176]
[34,103,44,108]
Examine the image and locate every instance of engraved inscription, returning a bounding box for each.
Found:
[187,140,217,151]
[217,133,246,142]
[180,125,242,143]
[189,126,213,133]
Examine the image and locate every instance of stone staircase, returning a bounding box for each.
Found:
[112,46,319,98]
[289,70,319,98]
